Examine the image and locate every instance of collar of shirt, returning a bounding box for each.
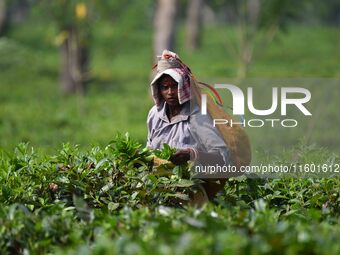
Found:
[157,101,191,124]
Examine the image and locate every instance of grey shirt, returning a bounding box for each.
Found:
[147,101,230,164]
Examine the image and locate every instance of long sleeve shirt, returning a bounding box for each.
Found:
[146,101,230,165]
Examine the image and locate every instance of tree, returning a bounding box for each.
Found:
[59,24,89,95]
[39,1,92,95]
[0,0,31,36]
[237,0,261,79]
[153,0,177,58]
[38,1,153,94]
[0,0,7,35]
[8,0,29,23]
[185,0,204,52]
[209,0,305,80]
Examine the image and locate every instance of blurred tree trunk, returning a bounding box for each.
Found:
[153,0,177,58]
[247,0,260,24]
[60,27,88,95]
[9,0,29,23]
[185,0,204,52]
[0,0,6,35]
[237,0,261,80]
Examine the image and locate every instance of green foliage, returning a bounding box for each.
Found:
[153,143,177,161]
[0,139,339,254]
[0,4,339,254]
[1,21,339,153]
[37,0,93,29]
[258,0,305,30]
[0,139,198,210]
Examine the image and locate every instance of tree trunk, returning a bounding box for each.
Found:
[247,0,261,25]
[185,0,204,52]
[9,0,29,23]
[59,27,88,95]
[237,0,261,80]
[0,0,6,35]
[153,0,177,59]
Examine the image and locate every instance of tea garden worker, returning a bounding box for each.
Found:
[147,50,235,205]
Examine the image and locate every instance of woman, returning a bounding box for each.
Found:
[147,50,233,203]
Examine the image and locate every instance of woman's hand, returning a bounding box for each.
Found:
[169,148,192,165]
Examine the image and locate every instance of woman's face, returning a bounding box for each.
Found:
[158,75,179,106]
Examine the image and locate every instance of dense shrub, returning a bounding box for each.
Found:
[0,134,339,254]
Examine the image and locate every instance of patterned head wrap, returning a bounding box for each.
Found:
[150,50,192,109]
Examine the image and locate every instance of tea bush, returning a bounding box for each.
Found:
[0,134,339,254]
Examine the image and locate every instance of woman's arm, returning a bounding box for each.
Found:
[169,148,231,200]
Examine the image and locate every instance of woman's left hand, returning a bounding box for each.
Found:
[169,149,191,165]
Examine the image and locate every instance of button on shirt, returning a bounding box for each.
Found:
[146,101,230,164]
